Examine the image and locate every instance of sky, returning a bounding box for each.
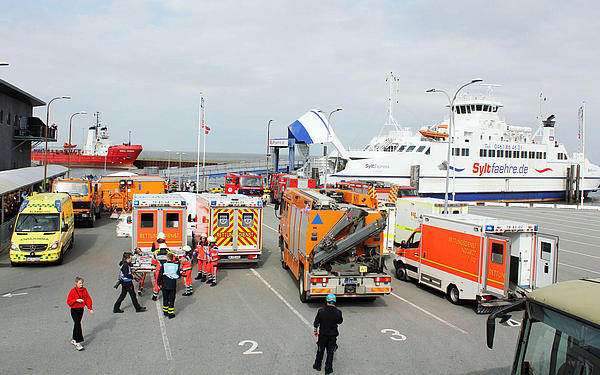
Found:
[1,1,599,161]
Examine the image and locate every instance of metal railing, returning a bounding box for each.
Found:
[160,160,303,180]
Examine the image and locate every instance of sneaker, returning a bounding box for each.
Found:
[75,343,84,351]
[325,368,333,374]
[168,313,176,319]
[163,311,169,316]
[151,295,157,301]
[136,307,147,312]
[113,309,124,313]
[182,292,191,296]
[210,282,216,287]
[312,363,321,371]
[70,339,77,346]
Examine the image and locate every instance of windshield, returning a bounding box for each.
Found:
[515,302,600,374]
[240,177,262,188]
[53,181,89,196]
[399,188,418,197]
[15,214,60,232]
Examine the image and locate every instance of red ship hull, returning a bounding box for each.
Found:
[31,144,143,168]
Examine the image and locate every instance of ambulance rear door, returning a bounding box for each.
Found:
[483,235,511,296]
[212,207,234,250]
[236,207,261,251]
[162,208,184,250]
[133,208,157,251]
[533,233,558,288]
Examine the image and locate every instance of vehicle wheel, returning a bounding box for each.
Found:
[395,263,408,281]
[447,284,461,305]
[95,208,101,219]
[298,268,308,303]
[10,261,19,267]
[69,234,74,249]
[281,250,288,269]
[56,250,64,265]
[89,213,95,228]
[362,297,377,302]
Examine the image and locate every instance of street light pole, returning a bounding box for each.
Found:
[427,79,482,213]
[67,111,87,178]
[178,152,184,190]
[166,150,171,185]
[266,119,274,187]
[44,96,71,191]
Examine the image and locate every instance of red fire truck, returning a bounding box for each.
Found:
[270,174,317,205]
[338,180,418,203]
[224,173,264,197]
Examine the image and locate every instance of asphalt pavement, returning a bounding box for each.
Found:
[1,204,597,374]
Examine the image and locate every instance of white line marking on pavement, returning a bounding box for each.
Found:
[560,262,600,275]
[152,274,173,361]
[1,292,28,298]
[263,224,278,233]
[250,268,313,331]
[390,292,469,335]
[561,248,600,260]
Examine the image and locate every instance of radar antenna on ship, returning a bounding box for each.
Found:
[479,83,502,100]
[377,72,401,137]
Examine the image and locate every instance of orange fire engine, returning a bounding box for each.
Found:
[98,175,165,213]
[279,188,390,302]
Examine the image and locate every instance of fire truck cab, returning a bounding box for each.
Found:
[131,194,187,253]
[192,193,263,263]
[52,179,101,227]
[224,173,264,197]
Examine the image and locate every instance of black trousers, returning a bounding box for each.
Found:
[314,334,337,371]
[113,281,142,311]
[163,288,176,314]
[70,307,84,343]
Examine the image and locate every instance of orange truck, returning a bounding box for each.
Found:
[98,175,165,213]
[192,193,263,264]
[131,194,187,253]
[394,214,558,313]
[279,188,390,302]
[52,179,101,227]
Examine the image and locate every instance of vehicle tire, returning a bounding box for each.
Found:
[447,284,461,305]
[298,267,308,303]
[280,250,288,270]
[95,207,101,219]
[395,263,408,281]
[10,261,19,267]
[362,297,377,302]
[89,213,95,228]
[69,234,74,250]
[56,250,64,265]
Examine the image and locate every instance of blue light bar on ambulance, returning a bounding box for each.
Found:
[19,200,29,212]
[485,225,494,232]
[133,201,139,206]
[211,201,217,205]
[55,200,62,212]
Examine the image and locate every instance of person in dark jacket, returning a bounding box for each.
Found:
[113,252,147,313]
[158,253,180,319]
[313,294,343,374]
[66,277,93,351]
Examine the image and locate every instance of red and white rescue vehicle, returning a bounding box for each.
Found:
[192,193,263,264]
[131,194,187,253]
[394,214,558,312]
[271,175,316,204]
[224,173,264,197]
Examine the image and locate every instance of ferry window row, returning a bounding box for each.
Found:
[452,148,470,156]
[397,145,431,154]
[455,105,499,114]
[557,153,568,160]
[479,149,547,159]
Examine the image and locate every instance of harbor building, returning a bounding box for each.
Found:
[0,78,50,171]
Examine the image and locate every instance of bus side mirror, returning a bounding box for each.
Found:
[9,223,14,231]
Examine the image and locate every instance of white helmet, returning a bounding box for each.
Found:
[159,243,168,249]
[208,236,216,243]
[157,232,166,240]
[201,233,207,238]
[182,245,192,252]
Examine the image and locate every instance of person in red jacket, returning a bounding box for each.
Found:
[194,233,208,281]
[206,236,220,287]
[66,276,94,351]
[179,246,194,296]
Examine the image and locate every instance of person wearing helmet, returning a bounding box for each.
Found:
[151,242,172,301]
[194,233,209,281]
[313,293,343,374]
[206,236,220,287]
[151,232,167,252]
[179,245,194,296]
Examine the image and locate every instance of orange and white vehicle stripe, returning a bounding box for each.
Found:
[212,208,234,247]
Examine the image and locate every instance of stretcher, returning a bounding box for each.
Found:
[132,249,157,296]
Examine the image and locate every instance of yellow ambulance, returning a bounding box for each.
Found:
[10,193,75,265]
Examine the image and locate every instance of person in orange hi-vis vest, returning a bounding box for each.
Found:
[206,236,220,287]
[179,245,194,296]
[151,232,166,252]
[194,234,209,281]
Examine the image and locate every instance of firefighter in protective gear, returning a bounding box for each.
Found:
[180,245,194,296]
[158,253,180,319]
[206,236,220,287]
[151,232,166,251]
[151,243,171,301]
[194,234,209,281]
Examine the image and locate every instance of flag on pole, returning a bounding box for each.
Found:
[203,125,211,134]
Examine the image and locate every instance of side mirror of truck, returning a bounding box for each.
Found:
[127,217,132,224]
[9,223,14,231]
[486,300,525,349]
[62,224,69,232]
[400,240,405,248]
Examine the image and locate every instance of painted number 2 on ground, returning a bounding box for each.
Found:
[238,340,263,355]
[380,329,407,342]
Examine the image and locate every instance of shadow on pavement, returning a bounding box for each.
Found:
[463,367,511,375]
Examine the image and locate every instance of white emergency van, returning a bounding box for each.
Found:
[131,194,187,253]
[192,193,263,264]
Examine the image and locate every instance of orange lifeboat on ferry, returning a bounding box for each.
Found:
[419,124,448,138]
[63,142,77,149]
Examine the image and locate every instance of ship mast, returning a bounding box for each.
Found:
[532,93,546,141]
[377,72,401,137]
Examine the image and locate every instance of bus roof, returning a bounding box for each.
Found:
[528,278,600,326]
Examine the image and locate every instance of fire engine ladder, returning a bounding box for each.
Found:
[311,208,387,267]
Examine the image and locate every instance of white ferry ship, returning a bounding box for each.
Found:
[325,94,600,201]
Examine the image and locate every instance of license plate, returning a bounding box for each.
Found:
[344,278,357,285]
[359,266,368,273]
[26,257,38,262]
[229,255,241,259]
